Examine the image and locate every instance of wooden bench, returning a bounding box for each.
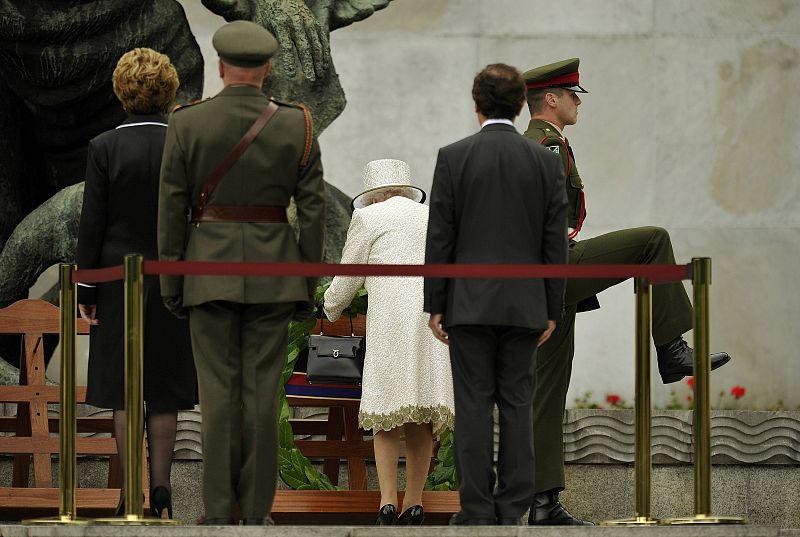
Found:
[0,299,145,519]
[271,490,460,524]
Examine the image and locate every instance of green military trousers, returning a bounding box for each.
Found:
[189,300,294,520]
[533,226,693,494]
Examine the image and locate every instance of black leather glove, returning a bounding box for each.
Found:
[162,295,188,320]
[292,300,315,322]
[315,300,327,320]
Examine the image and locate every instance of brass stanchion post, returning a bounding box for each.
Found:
[663,258,745,525]
[95,255,179,525]
[602,277,658,525]
[25,264,89,525]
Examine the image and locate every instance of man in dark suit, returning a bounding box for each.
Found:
[157,21,325,524]
[424,63,568,526]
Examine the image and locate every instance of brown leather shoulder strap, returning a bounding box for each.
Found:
[198,101,279,209]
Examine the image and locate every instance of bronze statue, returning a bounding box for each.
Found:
[0,0,393,365]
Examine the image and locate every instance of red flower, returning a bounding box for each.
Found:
[606,394,621,405]
[731,386,746,399]
[687,395,693,402]
[687,377,694,390]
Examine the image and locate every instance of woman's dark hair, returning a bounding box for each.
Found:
[472,63,526,120]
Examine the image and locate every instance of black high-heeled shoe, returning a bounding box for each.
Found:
[114,494,125,517]
[396,505,425,525]
[375,504,397,525]
[150,486,173,519]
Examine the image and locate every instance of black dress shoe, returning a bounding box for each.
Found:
[656,336,731,384]
[396,505,424,525]
[449,512,494,525]
[149,486,172,519]
[376,504,397,525]
[528,491,594,526]
[242,516,275,525]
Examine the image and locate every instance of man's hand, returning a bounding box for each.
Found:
[78,304,99,325]
[538,320,556,347]
[163,296,188,320]
[428,313,449,345]
[292,300,315,321]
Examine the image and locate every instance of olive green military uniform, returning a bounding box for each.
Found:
[158,21,325,522]
[523,108,693,495]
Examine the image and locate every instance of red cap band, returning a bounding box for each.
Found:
[526,71,580,90]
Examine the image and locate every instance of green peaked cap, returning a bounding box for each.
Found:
[522,58,588,93]
[213,20,278,68]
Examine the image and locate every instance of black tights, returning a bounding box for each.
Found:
[112,409,178,492]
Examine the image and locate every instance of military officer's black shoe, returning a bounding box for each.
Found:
[656,336,731,384]
[528,491,594,526]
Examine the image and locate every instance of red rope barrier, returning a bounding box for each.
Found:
[72,261,689,285]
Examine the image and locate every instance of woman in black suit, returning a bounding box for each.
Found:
[76,48,196,519]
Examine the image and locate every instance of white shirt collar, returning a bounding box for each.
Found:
[115,121,167,129]
[481,118,514,128]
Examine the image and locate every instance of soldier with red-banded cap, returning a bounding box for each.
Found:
[521,58,732,526]
[157,19,325,525]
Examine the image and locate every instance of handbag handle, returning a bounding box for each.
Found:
[319,314,355,337]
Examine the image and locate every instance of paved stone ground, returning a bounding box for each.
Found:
[0,523,795,537]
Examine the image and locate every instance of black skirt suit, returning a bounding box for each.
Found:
[76,114,195,411]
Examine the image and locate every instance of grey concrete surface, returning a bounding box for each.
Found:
[0,523,788,537]
[3,458,798,527]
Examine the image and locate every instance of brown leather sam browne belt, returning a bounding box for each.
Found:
[191,205,287,224]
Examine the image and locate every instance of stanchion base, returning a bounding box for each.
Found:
[601,516,659,526]
[662,514,747,525]
[94,515,182,525]
[23,515,91,525]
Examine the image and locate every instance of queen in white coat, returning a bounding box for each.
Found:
[324,159,454,526]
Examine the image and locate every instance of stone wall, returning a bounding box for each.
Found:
[178,1,800,409]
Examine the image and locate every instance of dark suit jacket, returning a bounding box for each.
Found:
[423,122,568,330]
[76,114,195,409]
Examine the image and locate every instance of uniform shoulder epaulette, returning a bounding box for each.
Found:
[171,99,204,113]
[269,97,302,109]
[270,98,314,169]
[538,125,564,143]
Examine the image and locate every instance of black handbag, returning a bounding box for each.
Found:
[306,316,365,385]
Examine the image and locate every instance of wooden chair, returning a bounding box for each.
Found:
[287,315,371,489]
[0,299,145,518]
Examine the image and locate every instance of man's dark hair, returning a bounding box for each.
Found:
[526,87,564,115]
[472,63,526,120]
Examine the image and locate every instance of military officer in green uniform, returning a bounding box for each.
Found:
[521,58,731,525]
[157,21,325,525]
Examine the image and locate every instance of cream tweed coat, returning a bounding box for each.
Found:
[323,196,455,435]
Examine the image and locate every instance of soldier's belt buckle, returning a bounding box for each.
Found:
[332,349,340,358]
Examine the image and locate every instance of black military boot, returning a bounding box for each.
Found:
[528,491,594,526]
[656,336,731,384]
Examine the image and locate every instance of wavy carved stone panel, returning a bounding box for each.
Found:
[563,409,800,465]
[72,407,800,465]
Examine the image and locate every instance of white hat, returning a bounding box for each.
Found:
[351,159,426,210]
